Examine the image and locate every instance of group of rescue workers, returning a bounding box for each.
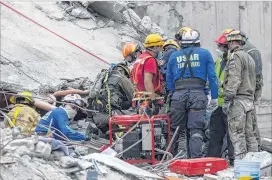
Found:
[0,25,263,166]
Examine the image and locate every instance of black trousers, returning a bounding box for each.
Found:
[207,107,234,160]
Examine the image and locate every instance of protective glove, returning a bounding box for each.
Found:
[208,99,218,113]
[210,99,218,106]
[222,100,231,114]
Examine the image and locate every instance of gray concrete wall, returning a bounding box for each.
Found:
[141,1,271,101]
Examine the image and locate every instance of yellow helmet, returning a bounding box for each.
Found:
[163,39,180,49]
[226,30,247,44]
[175,26,193,40]
[10,91,34,104]
[221,28,235,34]
[144,34,164,48]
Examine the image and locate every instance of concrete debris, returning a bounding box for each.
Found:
[122,9,142,29]
[82,153,163,179]
[88,1,127,22]
[0,127,13,146]
[216,168,234,179]
[0,81,24,93]
[75,19,97,30]
[35,3,65,21]
[35,141,52,155]
[140,16,164,35]
[39,137,69,155]
[38,77,92,94]
[60,156,80,168]
[261,138,272,153]
[70,7,93,19]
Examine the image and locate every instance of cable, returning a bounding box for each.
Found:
[159,126,179,164]
[0,1,110,65]
[1,55,43,85]
[115,107,152,157]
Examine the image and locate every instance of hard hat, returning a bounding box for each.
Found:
[115,62,130,78]
[163,39,181,49]
[144,34,164,48]
[122,42,141,59]
[180,29,200,44]
[215,33,228,45]
[175,26,193,40]
[221,28,235,34]
[226,30,247,44]
[62,94,85,108]
[10,91,34,104]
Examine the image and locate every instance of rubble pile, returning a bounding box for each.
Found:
[1,124,271,180]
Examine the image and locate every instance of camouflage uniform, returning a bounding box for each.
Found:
[244,41,263,149]
[92,70,134,133]
[223,46,258,159]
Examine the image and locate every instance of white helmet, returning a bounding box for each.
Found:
[181,29,200,44]
[62,94,85,108]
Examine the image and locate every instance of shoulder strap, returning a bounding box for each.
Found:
[132,56,152,91]
[9,107,22,127]
[180,47,196,78]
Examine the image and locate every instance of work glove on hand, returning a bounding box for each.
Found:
[222,100,231,115]
[209,99,218,112]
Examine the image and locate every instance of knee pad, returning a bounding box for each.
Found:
[191,132,203,141]
[190,130,204,142]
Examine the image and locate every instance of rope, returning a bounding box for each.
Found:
[0,1,110,65]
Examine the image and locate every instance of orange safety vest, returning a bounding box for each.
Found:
[131,55,161,93]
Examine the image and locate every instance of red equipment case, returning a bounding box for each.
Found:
[169,157,228,176]
[109,114,171,165]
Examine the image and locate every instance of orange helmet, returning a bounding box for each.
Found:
[122,42,141,59]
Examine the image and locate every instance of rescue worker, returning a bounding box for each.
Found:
[122,42,142,70]
[207,32,234,165]
[223,29,263,150]
[166,27,218,158]
[160,39,181,80]
[160,39,181,113]
[223,30,258,159]
[131,33,164,115]
[35,94,87,141]
[87,62,134,134]
[4,91,40,134]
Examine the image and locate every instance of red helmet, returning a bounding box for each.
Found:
[215,29,235,45]
[215,33,228,45]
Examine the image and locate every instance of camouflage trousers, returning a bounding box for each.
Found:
[252,103,261,151]
[227,99,258,160]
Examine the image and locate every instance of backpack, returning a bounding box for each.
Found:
[88,69,109,99]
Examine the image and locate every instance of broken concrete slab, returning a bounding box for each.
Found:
[75,19,97,30]
[70,7,94,19]
[60,156,80,168]
[88,2,127,22]
[81,153,163,179]
[3,139,36,153]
